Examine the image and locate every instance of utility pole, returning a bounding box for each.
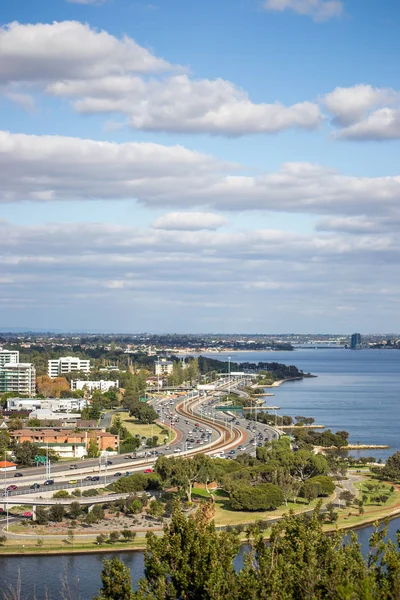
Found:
[228,356,231,394]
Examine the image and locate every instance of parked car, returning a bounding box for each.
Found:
[6,485,17,492]
[30,483,40,489]
[44,479,54,486]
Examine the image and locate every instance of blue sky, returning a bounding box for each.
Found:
[1,0,400,333]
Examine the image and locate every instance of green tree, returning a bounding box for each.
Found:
[87,438,100,458]
[134,502,239,599]
[13,441,39,466]
[95,558,135,600]
[35,506,49,525]
[49,504,65,522]
[148,500,164,521]
[69,501,82,520]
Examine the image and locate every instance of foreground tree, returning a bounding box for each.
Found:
[97,502,400,600]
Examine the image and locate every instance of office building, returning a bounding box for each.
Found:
[0,349,19,367]
[0,363,36,396]
[350,333,362,349]
[48,356,91,378]
[71,380,119,393]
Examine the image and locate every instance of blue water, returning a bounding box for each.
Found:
[204,349,400,461]
[1,349,400,598]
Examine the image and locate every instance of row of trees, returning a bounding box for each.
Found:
[96,501,400,600]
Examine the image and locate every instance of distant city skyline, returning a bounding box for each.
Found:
[1,1,400,332]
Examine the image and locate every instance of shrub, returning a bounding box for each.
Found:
[53,490,69,498]
[230,483,284,511]
[307,476,335,497]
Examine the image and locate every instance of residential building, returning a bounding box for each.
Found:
[155,359,173,376]
[0,349,19,367]
[7,397,87,412]
[0,363,36,395]
[9,428,119,456]
[71,379,119,393]
[48,356,91,378]
[350,333,362,349]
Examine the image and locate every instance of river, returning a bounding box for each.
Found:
[1,348,399,598]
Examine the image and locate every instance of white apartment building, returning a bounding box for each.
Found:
[0,349,19,367]
[0,363,36,396]
[48,356,91,378]
[155,359,174,376]
[71,380,119,393]
[7,397,87,412]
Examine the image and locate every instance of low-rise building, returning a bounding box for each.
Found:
[71,380,119,393]
[0,460,17,473]
[0,363,36,396]
[7,397,87,412]
[48,356,91,378]
[9,428,119,455]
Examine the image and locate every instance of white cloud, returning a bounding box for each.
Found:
[334,108,400,141]
[1,130,400,218]
[324,84,400,126]
[50,74,323,135]
[4,92,35,112]
[152,212,228,231]
[263,0,343,22]
[0,21,322,136]
[0,21,172,85]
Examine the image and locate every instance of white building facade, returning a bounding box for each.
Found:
[0,363,36,396]
[155,360,173,375]
[71,380,119,393]
[48,356,91,378]
[7,397,87,412]
[0,349,19,367]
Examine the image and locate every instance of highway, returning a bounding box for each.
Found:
[2,378,281,501]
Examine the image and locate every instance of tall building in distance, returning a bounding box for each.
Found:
[350,333,362,349]
[0,349,19,367]
[48,356,91,378]
[0,363,36,395]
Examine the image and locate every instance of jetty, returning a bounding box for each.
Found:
[242,405,280,411]
[278,424,325,429]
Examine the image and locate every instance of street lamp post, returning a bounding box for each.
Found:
[228,357,231,393]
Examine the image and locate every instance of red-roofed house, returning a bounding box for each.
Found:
[0,460,17,472]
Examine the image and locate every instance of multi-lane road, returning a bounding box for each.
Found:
[2,379,281,500]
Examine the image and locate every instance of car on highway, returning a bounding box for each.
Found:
[44,479,54,486]
[113,472,122,477]
[143,468,153,473]
[69,464,78,470]
[68,479,78,484]
[106,460,113,466]
[30,483,40,489]
[13,472,23,478]
[125,471,132,476]
[6,485,17,492]
[91,476,100,481]
[23,511,32,518]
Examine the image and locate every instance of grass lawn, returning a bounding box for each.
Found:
[191,487,333,527]
[113,412,172,442]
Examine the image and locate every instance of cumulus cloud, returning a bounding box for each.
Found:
[152,212,228,231]
[0,21,322,136]
[50,74,323,135]
[263,0,343,22]
[1,218,400,331]
[0,21,172,85]
[323,85,400,140]
[1,130,400,217]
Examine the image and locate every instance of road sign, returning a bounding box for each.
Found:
[139,397,147,402]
